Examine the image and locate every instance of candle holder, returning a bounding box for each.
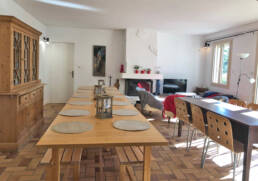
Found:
[94,85,103,99]
[96,94,113,119]
[98,79,105,86]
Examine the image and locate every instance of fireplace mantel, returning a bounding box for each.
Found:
[120,73,163,80]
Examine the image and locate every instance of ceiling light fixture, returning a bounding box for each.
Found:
[35,0,99,11]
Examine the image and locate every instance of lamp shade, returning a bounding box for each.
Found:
[239,53,250,60]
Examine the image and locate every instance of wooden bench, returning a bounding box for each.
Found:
[115,146,154,181]
[40,148,83,181]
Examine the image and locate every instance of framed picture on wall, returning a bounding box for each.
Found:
[93,45,106,77]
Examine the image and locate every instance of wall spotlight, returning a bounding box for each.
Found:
[204,42,210,48]
[43,36,50,44]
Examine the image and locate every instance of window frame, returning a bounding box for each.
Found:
[211,39,232,88]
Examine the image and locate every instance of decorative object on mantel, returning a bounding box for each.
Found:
[236,53,256,98]
[155,66,161,74]
[98,79,105,86]
[140,69,145,74]
[134,65,140,74]
[93,45,106,77]
[120,64,125,73]
[59,109,90,117]
[146,68,151,74]
[51,122,93,134]
[96,94,113,119]
[113,120,150,131]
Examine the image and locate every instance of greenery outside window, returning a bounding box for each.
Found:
[212,40,232,87]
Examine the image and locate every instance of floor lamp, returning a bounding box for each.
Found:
[236,53,256,98]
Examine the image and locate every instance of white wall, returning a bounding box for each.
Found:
[125,29,157,73]
[157,32,204,92]
[46,26,125,93]
[203,26,258,103]
[0,0,46,33]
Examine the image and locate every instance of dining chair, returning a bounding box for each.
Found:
[247,103,258,110]
[164,110,179,137]
[189,104,207,152]
[228,99,247,107]
[174,98,191,151]
[163,94,185,137]
[247,103,258,149]
[201,111,243,181]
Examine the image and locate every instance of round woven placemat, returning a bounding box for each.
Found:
[59,109,90,117]
[72,95,90,98]
[52,122,93,134]
[113,120,150,131]
[113,101,129,106]
[68,101,93,106]
[113,109,138,116]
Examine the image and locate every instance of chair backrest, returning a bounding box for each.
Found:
[228,99,247,108]
[190,104,206,134]
[247,103,258,111]
[174,98,190,123]
[206,112,234,151]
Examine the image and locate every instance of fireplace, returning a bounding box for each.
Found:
[125,79,153,96]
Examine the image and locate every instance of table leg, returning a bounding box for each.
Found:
[178,120,183,137]
[242,130,253,181]
[47,148,60,181]
[143,146,151,181]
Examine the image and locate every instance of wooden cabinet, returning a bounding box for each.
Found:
[0,16,43,151]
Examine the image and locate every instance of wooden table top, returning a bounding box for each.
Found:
[180,97,258,127]
[37,87,168,148]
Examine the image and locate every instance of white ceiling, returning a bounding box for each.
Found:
[15,0,258,35]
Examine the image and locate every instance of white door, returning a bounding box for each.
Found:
[46,43,74,103]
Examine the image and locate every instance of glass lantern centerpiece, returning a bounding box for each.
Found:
[94,85,103,99]
[96,94,113,119]
[98,79,105,86]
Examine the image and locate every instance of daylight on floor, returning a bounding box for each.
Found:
[0,0,258,181]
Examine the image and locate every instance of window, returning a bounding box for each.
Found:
[212,40,232,87]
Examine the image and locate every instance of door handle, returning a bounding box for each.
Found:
[71,71,74,78]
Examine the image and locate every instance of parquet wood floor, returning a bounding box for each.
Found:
[0,104,258,181]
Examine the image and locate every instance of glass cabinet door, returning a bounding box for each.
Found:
[13,31,22,85]
[24,35,30,83]
[32,39,38,81]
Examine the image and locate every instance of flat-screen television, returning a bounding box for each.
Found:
[163,79,187,94]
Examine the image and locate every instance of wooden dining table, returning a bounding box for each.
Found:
[37,87,168,181]
[178,97,258,181]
